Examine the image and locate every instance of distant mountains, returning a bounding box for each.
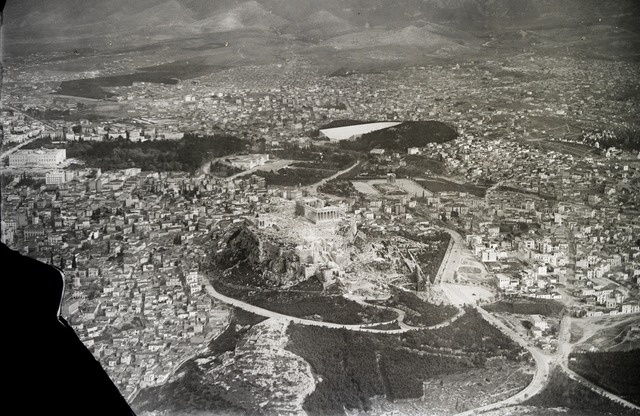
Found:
[2,0,639,70]
[5,0,639,40]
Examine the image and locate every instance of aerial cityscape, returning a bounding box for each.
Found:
[1,1,639,415]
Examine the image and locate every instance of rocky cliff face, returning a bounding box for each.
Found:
[215,225,306,287]
[208,318,316,415]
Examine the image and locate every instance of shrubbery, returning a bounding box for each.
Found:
[250,167,335,187]
[318,179,359,197]
[483,298,565,317]
[339,121,457,152]
[382,289,458,327]
[23,134,246,172]
[215,282,397,325]
[525,368,639,415]
[381,348,473,401]
[287,308,526,415]
[569,350,640,405]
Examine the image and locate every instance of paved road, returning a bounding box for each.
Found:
[555,315,640,412]
[1,106,57,161]
[432,226,555,415]
[203,277,408,333]
[436,227,480,285]
[453,308,552,416]
[442,284,551,416]
[448,286,639,415]
[202,275,466,334]
[436,240,551,416]
[0,131,47,161]
[0,137,40,161]
[305,160,360,195]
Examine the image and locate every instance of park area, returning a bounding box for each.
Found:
[416,178,488,197]
[353,178,433,198]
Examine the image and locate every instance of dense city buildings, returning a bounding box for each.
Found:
[2,1,640,415]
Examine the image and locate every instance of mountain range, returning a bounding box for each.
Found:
[2,0,639,72]
[5,0,639,40]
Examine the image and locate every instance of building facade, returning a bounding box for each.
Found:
[9,149,66,167]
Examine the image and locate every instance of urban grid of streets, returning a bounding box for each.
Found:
[2,36,640,414]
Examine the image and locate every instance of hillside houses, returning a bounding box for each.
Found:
[0,168,290,396]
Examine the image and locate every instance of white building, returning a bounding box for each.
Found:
[531,315,548,331]
[9,149,66,167]
[496,274,511,289]
[45,170,75,185]
[226,154,269,170]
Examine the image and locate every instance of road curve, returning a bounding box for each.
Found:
[556,316,640,412]
[202,275,465,334]
[453,306,551,416]
[305,160,360,195]
[559,364,640,412]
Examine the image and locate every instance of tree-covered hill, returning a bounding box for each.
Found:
[339,121,457,152]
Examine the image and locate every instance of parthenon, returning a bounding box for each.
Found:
[300,198,341,224]
[306,206,340,223]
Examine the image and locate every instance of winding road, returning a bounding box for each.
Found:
[201,274,464,335]
[201,217,639,415]
[443,248,640,415]
[451,300,552,416]
[305,160,360,195]
[556,316,640,412]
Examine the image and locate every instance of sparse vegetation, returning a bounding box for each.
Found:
[524,368,640,415]
[209,309,267,356]
[246,146,355,186]
[416,178,488,197]
[271,145,355,170]
[53,58,218,99]
[380,289,459,327]
[484,298,565,317]
[320,119,376,129]
[209,160,244,177]
[366,322,402,331]
[578,127,640,152]
[496,184,557,200]
[214,281,398,325]
[381,348,474,401]
[396,155,446,176]
[400,230,451,283]
[133,308,263,415]
[569,350,640,405]
[286,307,527,415]
[289,276,324,292]
[133,360,244,414]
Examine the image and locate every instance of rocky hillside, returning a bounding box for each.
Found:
[209,318,315,414]
[213,225,306,287]
[6,0,639,38]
